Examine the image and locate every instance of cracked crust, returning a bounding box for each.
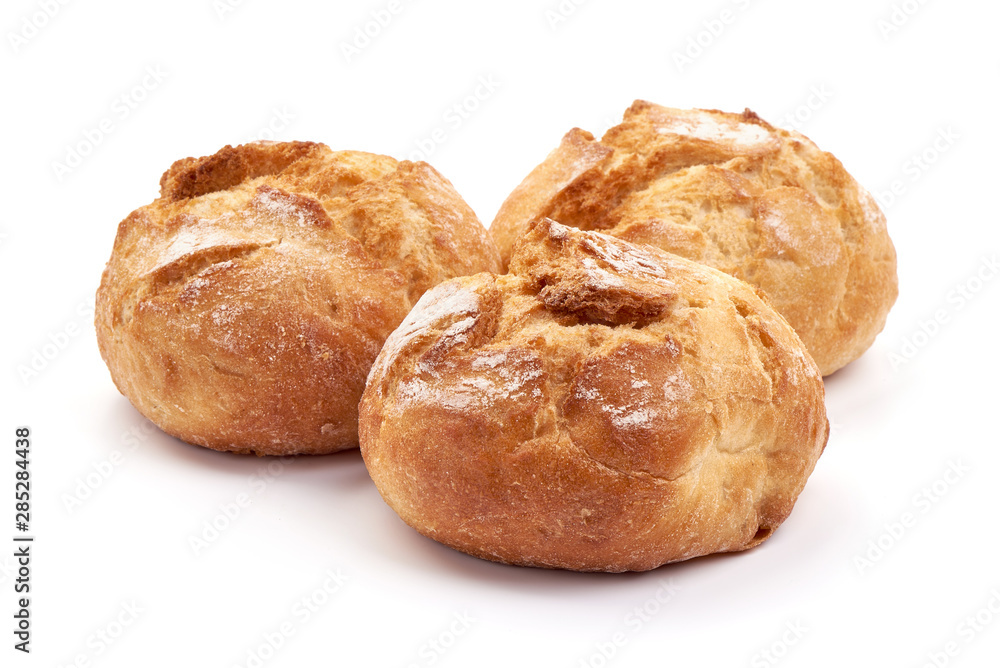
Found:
[490,101,898,375]
[359,219,828,571]
[96,141,502,455]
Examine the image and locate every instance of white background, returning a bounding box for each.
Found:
[2,0,999,666]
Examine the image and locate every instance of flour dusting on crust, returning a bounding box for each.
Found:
[654,111,773,148]
[857,187,886,233]
[368,280,480,383]
[252,187,311,226]
[397,348,543,411]
[580,233,667,278]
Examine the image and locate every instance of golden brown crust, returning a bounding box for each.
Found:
[491,101,898,375]
[360,219,828,572]
[96,141,502,456]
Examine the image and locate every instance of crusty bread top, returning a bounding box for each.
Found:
[490,102,898,375]
[137,141,502,302]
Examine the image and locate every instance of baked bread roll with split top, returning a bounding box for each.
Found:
[96,141,502,455]
[490,101,897,375]
[360,218,828,572]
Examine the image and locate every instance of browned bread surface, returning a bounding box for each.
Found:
[96,141,502,455]
[360,219,828,571]
[491,101,898,375]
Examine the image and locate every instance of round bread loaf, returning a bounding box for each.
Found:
[360,218,828,572]
[491,101,897,375]
[96,141,502,455]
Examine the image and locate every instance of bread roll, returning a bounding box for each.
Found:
[96,141,502,455]
[491,101,897,375]
[360,219,828,572]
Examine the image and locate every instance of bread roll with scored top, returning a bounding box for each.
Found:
[96,141,502,455]
[360,218,828,572]
[491,101,897,375]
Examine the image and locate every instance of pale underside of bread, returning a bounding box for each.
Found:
[361,219,828,572]
[490,101,898,376]
[96,141,501,455]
